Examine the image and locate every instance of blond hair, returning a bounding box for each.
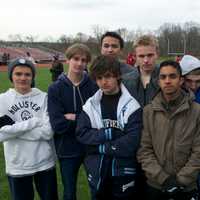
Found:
[133,35,159,53]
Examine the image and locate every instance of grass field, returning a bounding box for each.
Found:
[0,66,90,200]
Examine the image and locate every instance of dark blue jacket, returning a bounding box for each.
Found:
[48,73,98,158]
[76,84,142,190]
[195,88,200,104]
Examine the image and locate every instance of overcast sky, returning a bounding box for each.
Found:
[1,0,200,41]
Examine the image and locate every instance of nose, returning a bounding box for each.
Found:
[101,77,108,85]
[164,76,171,84]
[143,56,149,64]
[20,74,27,80]
[107,46,113,52]
[102,77,107,82]
[77,59,83,66]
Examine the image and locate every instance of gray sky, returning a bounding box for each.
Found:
[1,0,200,41]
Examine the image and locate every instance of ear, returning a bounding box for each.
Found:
[66,59,69,65]
[179,76,184,86]
[157,79,161,87]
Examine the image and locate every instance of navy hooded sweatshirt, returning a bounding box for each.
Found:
[48,73,98,157]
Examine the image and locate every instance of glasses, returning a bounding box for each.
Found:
[103,43,120,49]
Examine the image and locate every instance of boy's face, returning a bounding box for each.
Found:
[135,45,158,73]
[67,54,87,74]
[12,66,33,94]
[96,72,120,95]
[184,74,200,92]
[158,65,183,100]
[101,36,122,58]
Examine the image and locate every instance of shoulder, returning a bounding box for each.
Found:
[30,88,47,103]
[120,62,135,75]
[143,103,154,116]
[0,88,15,100]
[48,79,65,93]
[0,89,10,98]
[81,74,98,91]
[83,96,94,114]
[120,84,140,113]
[122,68,139,82]
[32,88,46,94]
[0,89,13,114]
[191,101,200,113]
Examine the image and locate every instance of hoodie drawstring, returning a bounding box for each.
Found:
[73,86,77,112]
[77,86,84,106]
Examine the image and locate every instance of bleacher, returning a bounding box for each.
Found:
[0,47,65,63]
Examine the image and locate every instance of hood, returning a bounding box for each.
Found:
[0,88,46,116]
[57,72,90,87]
[151,89,195,112]
[85,83,140,115]
[7,88,44,98]
[180,55,200,75]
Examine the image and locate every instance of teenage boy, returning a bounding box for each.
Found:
[180,55,200,103]
[100,31,134,76]
[137,60,200,200]
[48,43,98,200]
[76,55,142,200]
[123,34,160,107]
[0,58,58,200]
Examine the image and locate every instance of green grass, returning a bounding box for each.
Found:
[0,66,90,200]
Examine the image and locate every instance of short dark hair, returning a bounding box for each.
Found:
[159,60,182,77]
[90,55,121,82]
[100,31,124,49]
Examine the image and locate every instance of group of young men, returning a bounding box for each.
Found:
[0,31,200,200]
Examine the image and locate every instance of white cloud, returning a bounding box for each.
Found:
[0,0,200,41]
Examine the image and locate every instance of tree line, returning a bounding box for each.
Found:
[1,21,200,57]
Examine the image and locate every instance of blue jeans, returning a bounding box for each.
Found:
[8,167,58,200]
[59,156,83,200]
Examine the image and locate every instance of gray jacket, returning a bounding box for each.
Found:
[120,62,135,77]
[122,66,159,107]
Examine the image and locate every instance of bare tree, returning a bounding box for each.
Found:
[91,24,107,43]
[75,32,89,42]
[8,34,24,42]
[57,34,72,44]
[24,35,38,43]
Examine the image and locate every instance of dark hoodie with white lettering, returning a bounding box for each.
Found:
[48,73,98,157]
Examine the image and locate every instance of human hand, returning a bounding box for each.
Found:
[0,115,15,128]
[162,176,178,194]
[104,128,123,141]
[64,113,76,121]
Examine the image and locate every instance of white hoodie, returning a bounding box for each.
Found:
[0,88,56,176]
